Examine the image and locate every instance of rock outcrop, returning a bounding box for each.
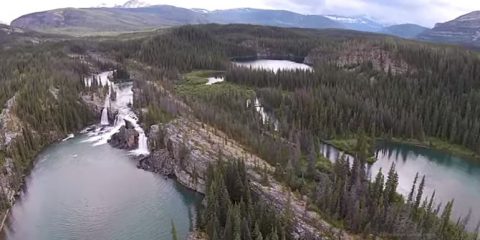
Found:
[0,96,23,150]
[306,42,413,75]
[108,120,139,150]
[138,118,352,240]
[419,11,480,48]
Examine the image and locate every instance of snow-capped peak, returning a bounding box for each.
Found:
[119,0,151,8]
[324,15,369,24]
[191,8,210,14]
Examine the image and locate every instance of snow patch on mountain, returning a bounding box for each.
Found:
[325,15,368,24]
[191,8,210,14]
[119,0,151,8]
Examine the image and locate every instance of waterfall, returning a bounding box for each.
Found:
[100,73,112,126]
[100,107,109,126]
[134,133,149,155]
[100,95,110,126]
[84,71,150,156]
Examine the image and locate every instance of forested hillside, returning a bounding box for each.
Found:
[0,41,98,214]
[0,22,479,239]
[99,24,480,239]
[110,24,480,158]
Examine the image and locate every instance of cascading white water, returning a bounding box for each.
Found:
[133,129,149,155]
[84,71,149,156]
[100,107,109,126]
[251,98,279,131]
[100,74,113,126]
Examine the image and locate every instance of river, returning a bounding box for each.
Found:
[1,72,203,240]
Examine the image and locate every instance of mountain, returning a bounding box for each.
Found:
[325,15,384,32]
[207,8,341,29]
[11,6,342,35]
[382,24,429,39]
[419,11,480,47]
[11,6,208,35]
[0,23,63,48]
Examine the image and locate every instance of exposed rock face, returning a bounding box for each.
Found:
[0,96,23,150]
[108,120,139,150]
[81,93,117,123]
[138,118,352,240]
[419,11,480,47]
[306,42,413,75]
[81,94,104,118]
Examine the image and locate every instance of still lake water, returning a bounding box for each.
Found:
[233,59,312,72]
[2,134,202,240]
[234,59,480,229]
[320,141,480,229]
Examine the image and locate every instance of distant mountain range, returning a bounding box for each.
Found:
[382,24,429,39]
[10,3,425,37]
[8,1,480,48]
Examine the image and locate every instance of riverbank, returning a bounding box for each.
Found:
[323,138,376,164]
[138,117,353,240]
[0,124,102,234]
[0,71,108,233]
[326,136,480,164]
[388,137,480,162]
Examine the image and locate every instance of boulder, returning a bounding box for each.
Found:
[108,120,139,150]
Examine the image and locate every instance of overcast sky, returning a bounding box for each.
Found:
[1,0,479,27]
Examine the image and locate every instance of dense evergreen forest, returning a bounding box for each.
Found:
[0,42,96,211]
[1,23,480,239]
[128,24,480,157]
[200,160,294,240]
[101,24,480,239]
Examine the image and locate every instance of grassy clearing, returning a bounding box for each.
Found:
[316,155,333,172]
[176,70,255,99]
[326,138,376,164]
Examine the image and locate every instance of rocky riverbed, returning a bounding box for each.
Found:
[108,120,139,150]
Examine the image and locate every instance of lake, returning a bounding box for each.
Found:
[319,141,480,230]
[233,59,312,72]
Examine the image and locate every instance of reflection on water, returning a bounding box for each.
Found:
[2,134,202,240]
[233,59,312,72]
[319,141,480,230]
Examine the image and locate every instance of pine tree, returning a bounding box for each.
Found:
[407,173,419,204]
[414,175,426,210]
[253,222,264,240]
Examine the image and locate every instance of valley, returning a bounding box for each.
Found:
[0,10,480,240]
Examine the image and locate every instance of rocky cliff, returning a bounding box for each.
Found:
[306,42,413,75]
[138,117,352,240]
[419,11,480,48]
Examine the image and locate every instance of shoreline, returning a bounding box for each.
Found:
[385,137,480,163]
[323,137,480,165]
[0,118,100,234]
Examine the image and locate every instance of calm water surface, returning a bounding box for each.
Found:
[2,134,202,240]
[233,59,312,72]
[319,141,480,229]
